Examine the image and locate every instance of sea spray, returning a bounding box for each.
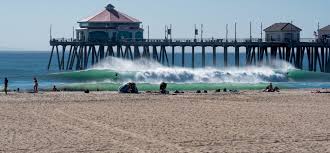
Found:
[50,57,296,84]
[88,57,292,83]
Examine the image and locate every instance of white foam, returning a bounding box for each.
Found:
[91,57,295,84]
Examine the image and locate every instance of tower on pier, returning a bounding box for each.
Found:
[76,4,143,42]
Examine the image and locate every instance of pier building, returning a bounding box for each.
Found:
[76,4,143,42]
[318,25,330,40]
[264,23,301,42]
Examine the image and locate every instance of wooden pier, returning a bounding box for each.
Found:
[48,38,330,73]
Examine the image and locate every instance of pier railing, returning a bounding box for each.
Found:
[51,38,326,44]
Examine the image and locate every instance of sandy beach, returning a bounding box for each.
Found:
[0,90,330,153]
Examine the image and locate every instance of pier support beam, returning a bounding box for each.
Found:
[99,45,105,60]
[202,46,206,67]
[172,46,175,67]
[313,47,319,72]
[182,46,185,67]
[142,46,150,59]
[83,46,88,69]
[321,47,325,72]
[60,45,66,70]
[252,47,257,65]
[235,46,239,67]
[326,47,330,72]
[134,46,140,59]
[66,46,73,70]
[152,46,159,61]
[48,46,55,70]
[192,46,195,68]
[56,45,61,70]
[246,46,252,65]
[224,46,228,67]
[117,45,124,58]
[213,46,216,66]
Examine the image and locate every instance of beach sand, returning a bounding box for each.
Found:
[0,90,330,153]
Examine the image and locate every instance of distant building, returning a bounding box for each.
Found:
[264,23,302,42]
[76,4,143,42]
[318,25,330,40]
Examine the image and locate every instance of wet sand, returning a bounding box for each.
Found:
[0,90,330,152]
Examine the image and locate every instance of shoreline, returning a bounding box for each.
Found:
[1,87,329,94]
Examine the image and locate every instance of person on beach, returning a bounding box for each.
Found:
[4,78,8,95]
[160,82,169,94]
[33,77,38,93]
[264,83,280,92]
[264,83,273,92]
[119,82,138,94]
[53,85,58,92]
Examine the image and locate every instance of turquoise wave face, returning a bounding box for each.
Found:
[287,69,330,82]
[47,57,330,91]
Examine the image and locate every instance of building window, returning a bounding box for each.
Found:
[118,31,132,40]
[135,32,143,39]
[88,31,109,42]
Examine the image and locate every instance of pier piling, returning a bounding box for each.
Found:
[48,39,330,73]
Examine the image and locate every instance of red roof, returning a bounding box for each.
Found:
[79,5,141,23]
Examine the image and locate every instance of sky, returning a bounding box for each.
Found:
[0,0,329,51]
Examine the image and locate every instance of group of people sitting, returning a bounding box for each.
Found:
[263,83,280,92]
[119,82,170,94]
[119,82,139,94]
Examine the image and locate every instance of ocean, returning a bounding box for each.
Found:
[1,51,330,92]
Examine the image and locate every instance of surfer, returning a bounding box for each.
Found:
[114,73,119,81]
[33,77,38,93]
[4,78,8,95]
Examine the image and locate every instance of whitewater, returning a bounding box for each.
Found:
[43,57,330,91]
[53,57,295,84]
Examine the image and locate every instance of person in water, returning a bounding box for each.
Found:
[4,78,8,95]
[33,77,38,93]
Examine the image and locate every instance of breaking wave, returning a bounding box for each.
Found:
[50,57,297,84]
